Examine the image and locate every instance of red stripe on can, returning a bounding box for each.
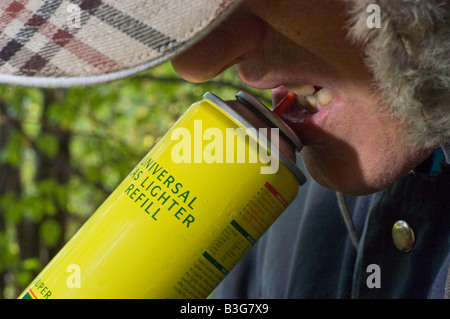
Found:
[264,181,289,208]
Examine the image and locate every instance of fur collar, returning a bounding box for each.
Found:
[346,0,449,149]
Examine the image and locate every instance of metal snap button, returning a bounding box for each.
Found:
[392,220,415,252]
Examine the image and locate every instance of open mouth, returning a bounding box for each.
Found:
[272,83,335,121]
[283,84,334,114]
[271,84,336,145]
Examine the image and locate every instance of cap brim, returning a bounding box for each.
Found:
[0,0,241,87]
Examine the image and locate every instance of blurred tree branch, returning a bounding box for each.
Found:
[0,100,111,196]
[0,101,22,299]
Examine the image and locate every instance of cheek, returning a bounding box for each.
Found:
[300,103,431,195]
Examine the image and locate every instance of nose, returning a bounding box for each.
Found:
[171,9,265,83]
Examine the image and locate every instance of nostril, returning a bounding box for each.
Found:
[171,10,265,83]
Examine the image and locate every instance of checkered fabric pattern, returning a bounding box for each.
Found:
[0,0,240,87]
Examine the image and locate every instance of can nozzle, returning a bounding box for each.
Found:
[273,92,297,117]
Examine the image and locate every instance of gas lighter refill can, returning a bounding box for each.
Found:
[19,91,306,299]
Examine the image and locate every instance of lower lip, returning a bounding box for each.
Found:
[272,86,333,146]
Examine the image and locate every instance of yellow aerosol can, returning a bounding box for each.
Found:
[19,91,306,299]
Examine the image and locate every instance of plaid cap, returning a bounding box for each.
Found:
[0,0,241,87]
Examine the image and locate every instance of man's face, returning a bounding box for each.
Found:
[172,0,433,195]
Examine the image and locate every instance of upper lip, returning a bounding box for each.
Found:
[248,78,332,92]
[237,62,335,92]
[239,77,335,106]
[272,83,337,109]
[235,66,338,115]
[272,85,290,107]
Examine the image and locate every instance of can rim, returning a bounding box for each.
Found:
[203,92,306,185]
[235,91,304,151]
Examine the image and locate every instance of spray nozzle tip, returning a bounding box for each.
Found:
[273,92,297,117]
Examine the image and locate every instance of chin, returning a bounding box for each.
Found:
[302,160,397,196]
[299,146,433,196]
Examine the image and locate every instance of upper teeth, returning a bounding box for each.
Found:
[315,88,334,106]
[285,84,334,113]
[289,84,315,96]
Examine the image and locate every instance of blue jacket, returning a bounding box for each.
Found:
[213,148,450,298]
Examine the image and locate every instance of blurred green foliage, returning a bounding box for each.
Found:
[0,62,270,298]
